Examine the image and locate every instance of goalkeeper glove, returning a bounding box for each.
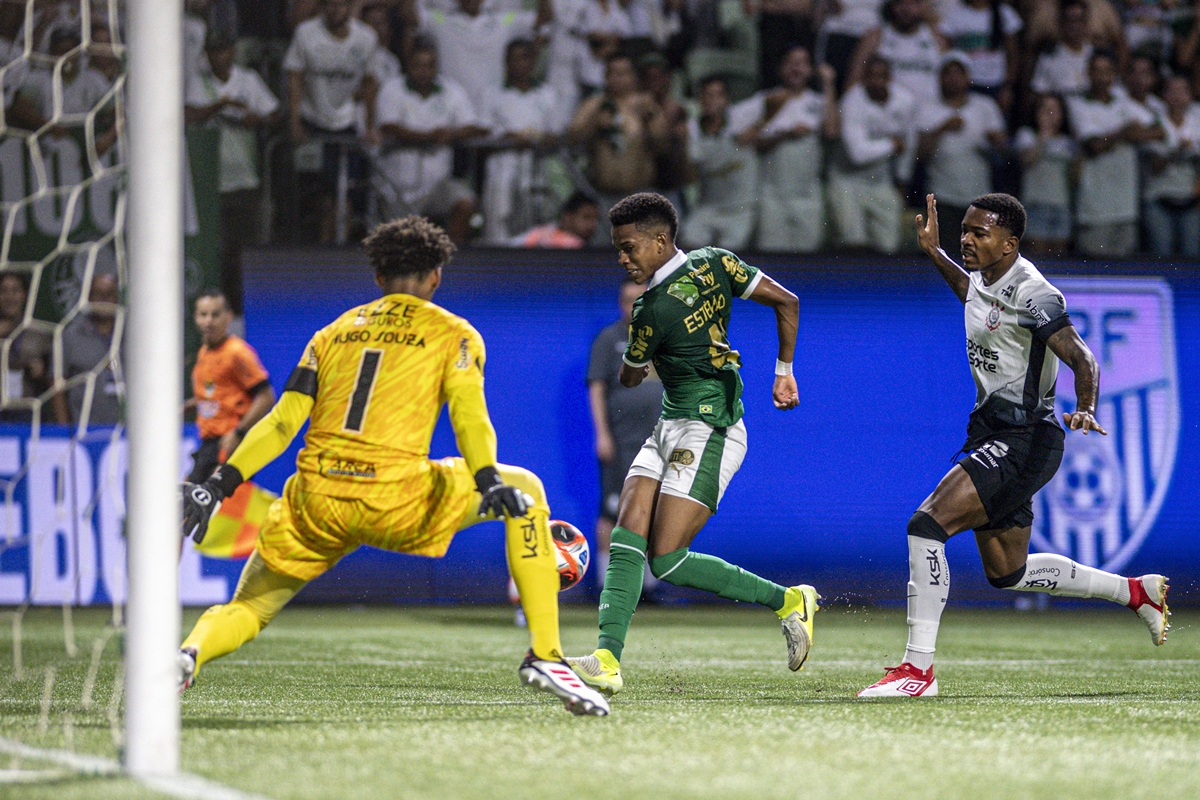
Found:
[475,466,531,519]
[181,464,244,544]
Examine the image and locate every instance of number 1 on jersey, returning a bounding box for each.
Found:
[343,349,383,432]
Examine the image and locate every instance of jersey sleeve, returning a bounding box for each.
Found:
[233,341,270,392]
[1017,282,1072,343]
[714,248,763,299]
[443,322,498,475]
[283,334,321,398]
[623,302,661,368]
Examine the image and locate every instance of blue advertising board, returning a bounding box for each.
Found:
[1,250,1196,606]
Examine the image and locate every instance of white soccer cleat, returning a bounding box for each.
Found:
[857,663,939,698]
[519,652,610,716]
[1128,574,1170,646]
[178,647,197,694]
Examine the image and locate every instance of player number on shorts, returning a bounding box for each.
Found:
[343,349,383,432]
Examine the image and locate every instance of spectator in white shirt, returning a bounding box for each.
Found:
[1015,93,1077,255]
[186,34,282,317]
[1122,0,1175,64]
[362,2,403,87]
[681,75,758,250]
[818,0,884,93]
[375,39,488,243]
[830,54,917,252]
[937,0,1021,109]
[15,27,112,132]
[480,39,565,243]
[184,0,212,90]
[849,0,948,106]
[1030,0,1096,100]
[917,53,1008,252]
[1125,53,1166,116]
[416,0,554,112]
[1141,74,1200,256]
[733,46,839,252]
[1025,0,1126,65]
[358,2,402,137]
[284,0,379,243]
[1068,49,1163,256]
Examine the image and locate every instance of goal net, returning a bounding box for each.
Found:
[0,0,131,777]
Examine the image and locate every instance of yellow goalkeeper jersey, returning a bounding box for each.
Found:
[280,293,497,499]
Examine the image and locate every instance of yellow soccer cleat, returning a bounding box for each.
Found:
[777,584,820,671]
[566,648,624,697]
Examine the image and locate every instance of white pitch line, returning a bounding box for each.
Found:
[0,738,273,800]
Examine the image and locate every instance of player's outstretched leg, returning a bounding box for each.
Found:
[179,550,306,691]
[645,494,821,672]
[497,464,610,716]
[990,553,1170,645]
[858,512,948,698]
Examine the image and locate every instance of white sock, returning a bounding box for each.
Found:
[904,536,949,671]
[1008,554,1129,605]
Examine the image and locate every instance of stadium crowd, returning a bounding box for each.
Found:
[2,0,1200,262]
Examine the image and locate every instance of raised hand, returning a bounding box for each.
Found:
[916,193,941,256]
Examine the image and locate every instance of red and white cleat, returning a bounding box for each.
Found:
[178,647,197,694]
[1128,574,1170,646]
[519,651,610,716]
[857,663,938,698]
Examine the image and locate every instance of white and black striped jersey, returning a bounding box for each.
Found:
[964,256,1072,431]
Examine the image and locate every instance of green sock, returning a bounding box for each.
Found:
[650,547,786,610]
[597,527,647,661]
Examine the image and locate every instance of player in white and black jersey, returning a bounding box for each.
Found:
[859,193,1171,698]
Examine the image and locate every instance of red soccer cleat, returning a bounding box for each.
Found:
[857,662,939,698]
[1127,575,1170,646]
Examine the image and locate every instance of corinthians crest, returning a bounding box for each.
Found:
[1031,279,1179,573]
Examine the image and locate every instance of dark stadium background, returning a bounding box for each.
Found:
[175,250,1200,607]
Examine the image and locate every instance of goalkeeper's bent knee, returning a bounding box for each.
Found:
[496,464,549,510]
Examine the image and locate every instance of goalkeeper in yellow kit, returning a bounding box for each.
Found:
[177,217,609,716]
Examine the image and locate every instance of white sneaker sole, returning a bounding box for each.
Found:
[520,664,610,716]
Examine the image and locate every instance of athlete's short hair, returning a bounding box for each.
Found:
[364,216,456,279]
[969,193,1027,240]
[609,192,678,241]
[195,288,229,310]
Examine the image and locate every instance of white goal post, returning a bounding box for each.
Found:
[124,0,183,777]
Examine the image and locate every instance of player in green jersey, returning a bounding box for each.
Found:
[567,192,819,696]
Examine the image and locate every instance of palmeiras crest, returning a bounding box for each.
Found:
[1031,279,1179,573]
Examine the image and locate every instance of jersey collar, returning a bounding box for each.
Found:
[646,248,687,291]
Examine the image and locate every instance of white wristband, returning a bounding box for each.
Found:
[775,359,793,377]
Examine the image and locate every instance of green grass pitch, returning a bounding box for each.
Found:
[2,603,1198,800]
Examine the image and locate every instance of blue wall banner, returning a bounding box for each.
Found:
[1,252,1195,606]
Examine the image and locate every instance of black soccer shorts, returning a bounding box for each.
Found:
[958,423,1065,532]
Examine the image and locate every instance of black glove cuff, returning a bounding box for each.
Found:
[211,464,245,497]
[473,466,502,494]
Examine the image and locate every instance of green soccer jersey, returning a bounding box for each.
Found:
[622,246,763,428]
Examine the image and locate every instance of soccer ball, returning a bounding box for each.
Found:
[551,520,590,591]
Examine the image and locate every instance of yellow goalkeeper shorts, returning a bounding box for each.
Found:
[255,457,477,582]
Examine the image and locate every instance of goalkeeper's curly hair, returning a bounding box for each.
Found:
[363,216,457,279]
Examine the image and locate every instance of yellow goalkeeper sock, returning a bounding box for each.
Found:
[182,549,306,672]
[182,602,262,672]
[499,465,563,662]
